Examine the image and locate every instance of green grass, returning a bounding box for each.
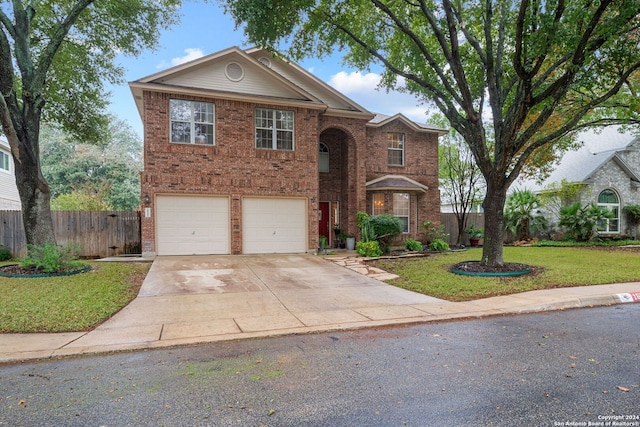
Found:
[0,262,150,333]
[370,246,640,302]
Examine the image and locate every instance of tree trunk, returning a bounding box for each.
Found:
[480,181,508,267]
[11,131,56,247]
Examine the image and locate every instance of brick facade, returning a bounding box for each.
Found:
[134,47,443,256]
[141,91,322,255]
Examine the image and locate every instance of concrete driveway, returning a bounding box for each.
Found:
[49,254,443,355]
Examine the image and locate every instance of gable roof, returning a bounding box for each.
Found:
[520,127,640,192]
[129,46,374,120]
[367,113,448,135]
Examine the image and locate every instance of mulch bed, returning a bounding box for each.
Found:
[0,264,91,277]
[452,261,533,274]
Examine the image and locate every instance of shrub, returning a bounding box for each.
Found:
[428,238,450,251]
[369,214,403,252]
[356,240,382,257]
[356,211,375,242]
[558,202,613,242]
[404,238,423,251]
[20,242,84,273]
[0,245,12,261]
[421,221,449,243]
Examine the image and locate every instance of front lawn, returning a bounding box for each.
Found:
[0,262,150,333]
[370,246,640,302]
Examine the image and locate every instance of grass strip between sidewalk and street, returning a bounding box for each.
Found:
[0,262,150,334]
[370,246,640,302]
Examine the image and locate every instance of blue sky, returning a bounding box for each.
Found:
[107,1,434,137]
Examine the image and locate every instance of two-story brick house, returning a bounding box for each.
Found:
[130,46,445,256]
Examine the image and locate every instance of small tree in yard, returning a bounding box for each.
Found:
[0,1,179,247]
[437,116,485,246]
[225,0,640,267]
[623,205,640,239]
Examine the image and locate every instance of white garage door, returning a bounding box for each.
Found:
[156,195,229,255]
[242,198,307,254]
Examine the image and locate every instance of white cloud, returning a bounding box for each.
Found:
[327,71,435,124]
[156,48,205,69]
[328,71,381,94]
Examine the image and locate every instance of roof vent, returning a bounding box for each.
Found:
[225,62,244,82]
[258,56,272,68]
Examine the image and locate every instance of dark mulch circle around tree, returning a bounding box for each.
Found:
[451,261,540,277]
[0,264,92,278]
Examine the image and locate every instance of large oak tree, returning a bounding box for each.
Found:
[223,0,640,266]
[0,0,179,246]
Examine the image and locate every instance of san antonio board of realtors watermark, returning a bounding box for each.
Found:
[553,414,640,427]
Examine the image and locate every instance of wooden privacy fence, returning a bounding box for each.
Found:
[440,212,485,246]
[0,210,141,258]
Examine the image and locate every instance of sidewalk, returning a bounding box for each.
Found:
[1,254,639,364]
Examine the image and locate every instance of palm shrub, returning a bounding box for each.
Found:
[504,189,547,240]
[558,202,613,242]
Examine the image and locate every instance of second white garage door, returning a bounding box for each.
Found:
[242,197,307,254]
[156,195,229,255]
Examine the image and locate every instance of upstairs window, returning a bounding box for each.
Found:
[255,108,294,150]
[387,132,404,166]
[170,99,215,145]
[597,189,619,233]
[0,150,9,172]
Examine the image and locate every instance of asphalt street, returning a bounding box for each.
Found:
[1,304,639,427]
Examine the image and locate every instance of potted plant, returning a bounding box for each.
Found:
[319,235,328,251]
[337,233,347,249]
[464,224,484,247]
[344,234,356,251]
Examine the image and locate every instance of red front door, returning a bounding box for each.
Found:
[319,202,330,242]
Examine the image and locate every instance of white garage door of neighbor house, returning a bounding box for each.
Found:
[156,195,229,255]
[242,198,307,254]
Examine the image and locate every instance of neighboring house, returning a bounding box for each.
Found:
[0,137,21,210]
[130,46,445,257]
[519,127,640,236]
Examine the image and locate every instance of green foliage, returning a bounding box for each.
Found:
[40,119,143,210]
[404,238,423,252]
[51,192,113,211]
[540,179,587,211]
[558,203,613,242]
[428,239,450,252]
[0,245,12,261]
[356,240,382,258]
[421,220,449,243]
[369,214,404,253]
[623,204,640,227]
[356,211,374,242]
[318,235,328,249]
[20,243,84,273]
[464,224,484,239]
[504,190,547,240]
